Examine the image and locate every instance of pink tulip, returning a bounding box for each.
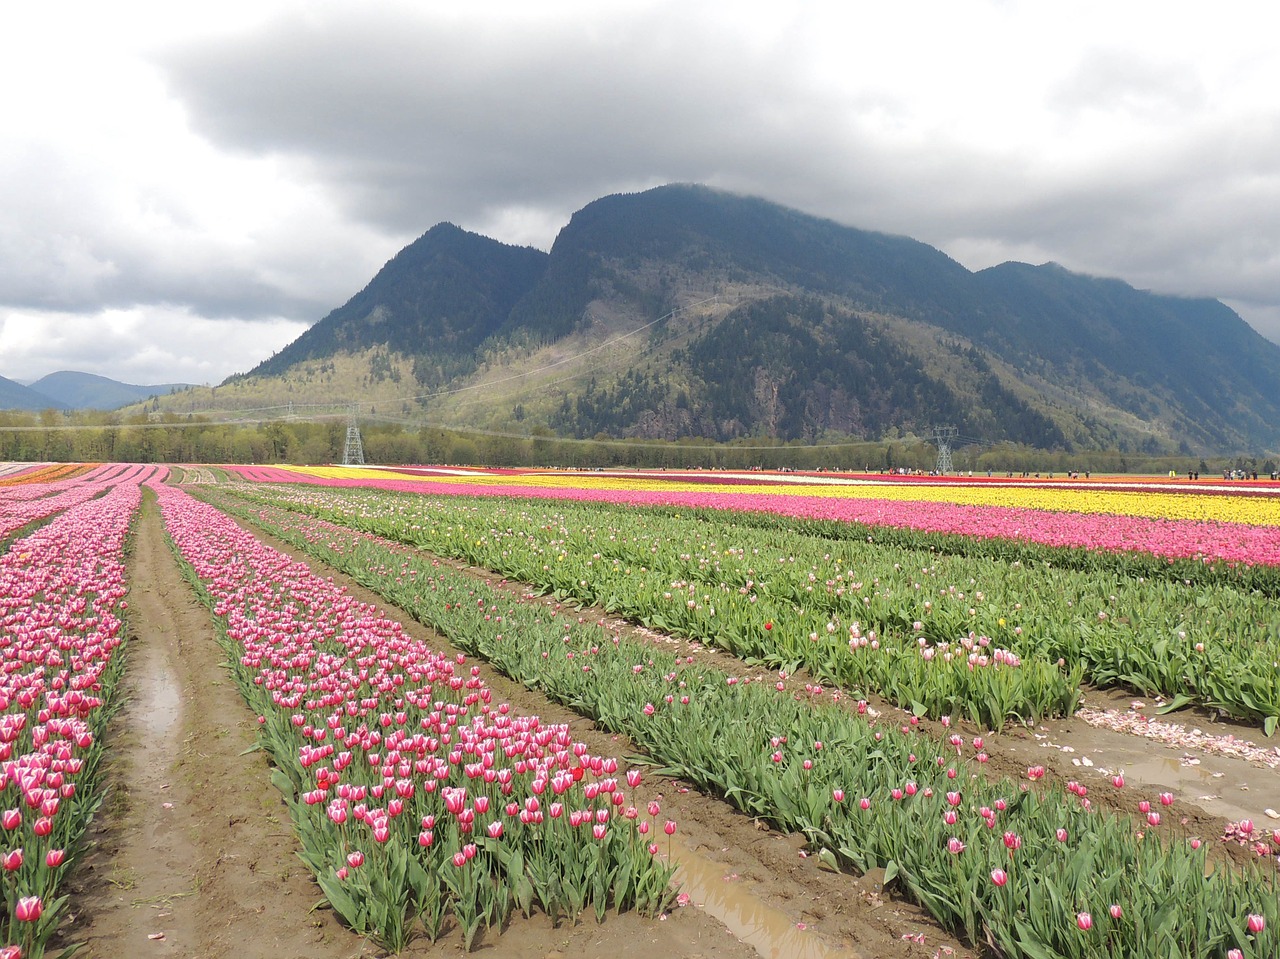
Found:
[15,895,43,922]
[990,868,1008,886]
[1247,914,1265,934]
[1076,912,1092,931]
[46,848,66,868]
[664,820,677,836]
[2,848,22,871]
[1109,904,1122,920]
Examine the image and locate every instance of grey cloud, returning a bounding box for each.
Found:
[158,6,871,240]
[154,5,1280,346]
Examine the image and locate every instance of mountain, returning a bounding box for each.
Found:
[167,184,1280,454]
[27,371,195,410]
[0,374,65,411]
[248,223,549,386]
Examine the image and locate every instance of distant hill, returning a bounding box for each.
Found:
[27,371,195,411]
[156,184,1280,454]
[0,374,65,411]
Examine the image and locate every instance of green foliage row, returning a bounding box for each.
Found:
[226,485,1280,732]
[206,489,1280,959]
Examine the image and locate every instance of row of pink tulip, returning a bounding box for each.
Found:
[223,468,1280,566]
[0,470,123,541]
[150,481,677,949]
[0,470,154,958]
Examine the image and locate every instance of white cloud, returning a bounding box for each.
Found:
[0,308,308,385]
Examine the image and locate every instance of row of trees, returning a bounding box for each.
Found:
[0,410,1272,475]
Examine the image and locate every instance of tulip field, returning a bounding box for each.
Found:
[1,462,1278,958]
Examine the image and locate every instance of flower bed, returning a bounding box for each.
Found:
[151,481,676,951]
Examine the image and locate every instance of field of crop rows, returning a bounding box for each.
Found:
[1,462,1277,959]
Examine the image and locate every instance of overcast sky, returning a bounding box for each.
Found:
[3,1,1279,387]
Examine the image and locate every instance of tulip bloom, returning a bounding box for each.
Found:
[991,868,1008,886]
[1076,912,1093,931]
[15,895,43,922]
[1247,914,1265,934]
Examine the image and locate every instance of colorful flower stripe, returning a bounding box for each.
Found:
[151,481,676,949]
[1,471,147,957]
[219,482,1280,731]
[224,466,1280,566]
[262,465,1280,527]
[0,465,93,489]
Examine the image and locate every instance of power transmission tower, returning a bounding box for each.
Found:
[930,425,957,474]
[342,404,365,466]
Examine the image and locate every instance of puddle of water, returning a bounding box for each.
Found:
[668,837,858,959]
[1119,753,1219,789]
[136,646,182,741]
[1111,752,1262,824]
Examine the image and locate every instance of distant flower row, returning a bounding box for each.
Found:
[227,465,1280,566]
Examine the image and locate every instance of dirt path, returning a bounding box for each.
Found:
[55,493,953,958]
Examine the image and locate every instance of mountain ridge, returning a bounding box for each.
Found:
[171,184,1280,454]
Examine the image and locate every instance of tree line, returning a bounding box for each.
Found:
[1,410,1271,476]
